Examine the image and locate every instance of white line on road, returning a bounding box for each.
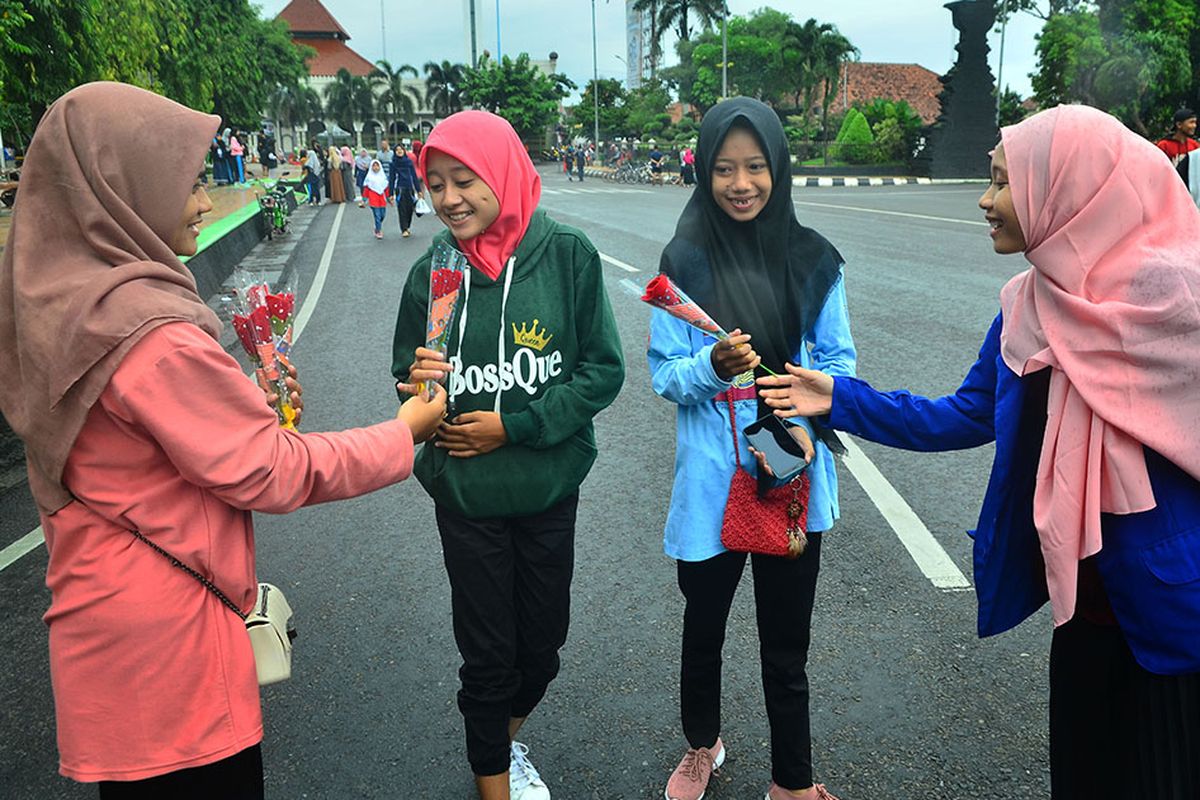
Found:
[0,527,44,571]
[2,204,349,575]
[841,436,972,590]
[599,253,639,273]
[292,202,345,343]
[792,199,988,227]
[618,278,644,297]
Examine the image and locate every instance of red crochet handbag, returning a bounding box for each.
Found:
[720,396,810,559]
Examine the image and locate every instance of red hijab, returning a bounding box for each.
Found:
[418,111,540,280]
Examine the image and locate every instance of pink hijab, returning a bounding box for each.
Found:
[339,145,353,164]
[998,104,1200,626]
[0,82,221,512]
[418,111,540,281]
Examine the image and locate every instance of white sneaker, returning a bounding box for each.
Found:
[509,741,551,800]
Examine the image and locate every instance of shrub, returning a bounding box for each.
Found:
[834,108,875,163]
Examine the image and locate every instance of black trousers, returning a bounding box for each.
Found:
[677,534,823,791]
[396,190,415,232]
[1049,616,1200,799]
[98,744,263,799]
[436,493,578,776]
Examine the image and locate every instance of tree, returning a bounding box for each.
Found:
[424,60,466,118]
[573,78,629,139]
[996,87,1029,126]
[372,60,423,127]
[323,68,375,133]
[834,107,874,163]
[624,78,673,137]
[460,53,574,141]
[656,0,725,43]
[1030,0,1196,135]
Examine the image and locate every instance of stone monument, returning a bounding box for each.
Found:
[926,0,999,178]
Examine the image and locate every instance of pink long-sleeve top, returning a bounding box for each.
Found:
[42,322,415,782]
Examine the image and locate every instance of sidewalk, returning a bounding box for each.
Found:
[578,164,986,187]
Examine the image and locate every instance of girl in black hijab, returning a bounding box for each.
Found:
[649,98,855,800]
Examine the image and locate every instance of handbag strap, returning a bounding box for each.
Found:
[129,529,248,621]
[726,396,742,470]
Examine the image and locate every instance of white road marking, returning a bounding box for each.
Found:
[619,278,644,297]
[793,199,988,227]
[2,204,349,575]
[0,527,44,571]
[841,436,972,590]
[599,252,640,273]
[292,202,345,343]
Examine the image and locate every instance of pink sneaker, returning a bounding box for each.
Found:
[765,783,841,800]
[665,738,725,800]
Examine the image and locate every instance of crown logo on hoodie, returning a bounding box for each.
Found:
[512,319,553,351]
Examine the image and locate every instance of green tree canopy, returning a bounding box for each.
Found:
[460,53,574,142]
[571,78,629,139]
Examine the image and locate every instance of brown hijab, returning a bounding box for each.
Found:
[0,82,222,513]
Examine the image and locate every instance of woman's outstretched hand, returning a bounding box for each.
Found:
[756,364,834,418]
[397,382,448,443]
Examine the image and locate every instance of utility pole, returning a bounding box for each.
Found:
[592,0,600,150]
[495,0,502,60]
[380,0,387,62]
[996,0,1008,126]
[721,2,728,99]
[469,0,478,66]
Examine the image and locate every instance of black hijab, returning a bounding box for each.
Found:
[661,97,844,373]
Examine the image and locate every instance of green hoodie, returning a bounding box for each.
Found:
[392,210,625,519]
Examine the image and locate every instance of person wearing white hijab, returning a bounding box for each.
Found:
[362,158,391,238]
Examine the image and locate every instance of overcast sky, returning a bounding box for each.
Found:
[257,0,1043,100]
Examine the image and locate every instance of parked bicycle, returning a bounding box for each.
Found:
[1,166,19,208]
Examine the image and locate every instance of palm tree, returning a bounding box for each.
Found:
[371,59,424,131]
[323,67,375,134]
[631,0,660,78]
[267,83,323,149]
[424,60,466,118]
[791,18,836,124]
[656,0,725,45]
[817,28,859,136]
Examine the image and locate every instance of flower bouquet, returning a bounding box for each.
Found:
[231,271,299,429]
[419,242,469,400]
[641,273,777,375]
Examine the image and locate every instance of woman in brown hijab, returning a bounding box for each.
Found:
[0,82,445,797]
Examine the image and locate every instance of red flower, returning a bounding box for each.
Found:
[642,273,683,307]
[249,305,273,341]
[431,268,463,299]
[231,314,258,359]
[266,292,294,321]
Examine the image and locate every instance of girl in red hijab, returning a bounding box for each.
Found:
[391,111,625,800]
[760,104,1200,798]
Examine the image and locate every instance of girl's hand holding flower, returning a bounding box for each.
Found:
[711,328,761,380]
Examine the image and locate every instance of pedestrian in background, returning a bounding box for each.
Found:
[339,146,356,206]
[574,147,585,182]
[0,80,446,799]
[354,147,371,206]
[650,97,855,800]
[759,104,1200,800]
[362,158,390,238]
[681,145,696,186]
[388,144,422,238]
[326,146,346,204]
[210,133,229,185]
[562,145,574,181]
[229,130,245,185]
[1155,107,1198,167]
[393,110,624,800]
[304,148,322,205]
[375,139,392,178]
[258,131,277,179]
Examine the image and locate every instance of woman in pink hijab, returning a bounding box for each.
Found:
[0,82,446,796]
[759,104,1200,797]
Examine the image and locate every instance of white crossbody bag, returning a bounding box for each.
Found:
[130,529,296,686]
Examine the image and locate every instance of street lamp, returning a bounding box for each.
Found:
[495,0,502,59]
[380,0,386,62]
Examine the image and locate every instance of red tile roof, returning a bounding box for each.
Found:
[827,63,944,125]
[299,38,376,77]
[277,0,349,39]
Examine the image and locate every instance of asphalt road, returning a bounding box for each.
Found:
[0,171,1054,799]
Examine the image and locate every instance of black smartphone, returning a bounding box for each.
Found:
[743,413,809,481]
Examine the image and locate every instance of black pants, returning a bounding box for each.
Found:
[98,744,263,799]
[396,190,415,232]
[436,493,578,776]
[1049,616,1200,799]
[677,535,823,791]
